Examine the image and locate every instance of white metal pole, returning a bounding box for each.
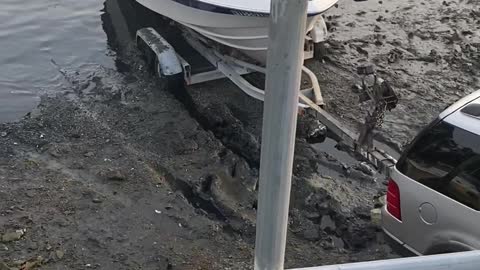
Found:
[254,0,309,269]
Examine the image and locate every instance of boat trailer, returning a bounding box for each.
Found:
[136,26,325,107]
[136,24,397,176]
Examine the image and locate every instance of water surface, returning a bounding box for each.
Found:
[0,0,114,122]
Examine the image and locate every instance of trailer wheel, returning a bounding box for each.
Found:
[164,74,184,91]
[314,42,328,60]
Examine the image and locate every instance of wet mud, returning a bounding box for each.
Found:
[310,0,480,150]
[0,56,393,269]
[3,0,477,269]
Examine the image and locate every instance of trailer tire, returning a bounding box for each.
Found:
[164,73,184,91]
[314,42,328,60]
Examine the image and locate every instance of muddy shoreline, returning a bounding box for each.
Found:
[2,0,479,269]
[0,43,394,270]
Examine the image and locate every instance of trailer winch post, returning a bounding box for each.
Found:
[254,0,309,269]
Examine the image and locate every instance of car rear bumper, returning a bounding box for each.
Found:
[383,227,421,257]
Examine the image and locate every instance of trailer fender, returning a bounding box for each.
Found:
[136,27,183,77]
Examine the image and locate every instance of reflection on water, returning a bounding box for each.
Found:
[0,0,114,123]
[101,0,187,59]
[312,137,359,166]
[101,0,167,56]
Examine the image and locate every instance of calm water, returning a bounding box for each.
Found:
[0,0,115,123]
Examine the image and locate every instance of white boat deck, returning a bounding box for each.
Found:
[197,0,338,14]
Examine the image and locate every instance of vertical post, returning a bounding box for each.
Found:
[254,1,308,270]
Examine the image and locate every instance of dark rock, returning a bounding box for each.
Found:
[353,206,371,220]
[293,146,318,178]
[325,21,335,32]
[27,241,39,251]
[446,31,463,44]
[354,162,376,176]
[302,228,320,241]
[321,241,334,250]
[391,39,402,46]
[374,201,383,208]
[199,103,260,167]
[321,236,343,250]
[173,139,199,155]
[70,161,85,170]
[25,190,35,198]
[355,46,369,56]
[349,226,377,249]
[298,117,327,143]
[374,195,386,208]
[92,198,103,204]
[49,150,62,158]
[325,154,337,162]
[331,236,345,249]
[105,170,126,181]
[387,48,403,63]
[320,215,336,232]
[346,22,356,28]
[18,256,44,269]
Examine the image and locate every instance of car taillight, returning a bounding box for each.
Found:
[387,179,402,221]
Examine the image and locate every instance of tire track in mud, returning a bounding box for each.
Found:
[0,85,260,268]
[46,62,247,233]
[163,82,262,169]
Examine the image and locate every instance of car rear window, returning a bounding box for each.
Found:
[397,120,480,210]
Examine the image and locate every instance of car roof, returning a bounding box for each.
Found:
[441,90,480,136]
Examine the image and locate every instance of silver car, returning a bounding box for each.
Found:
[382,90,480,255]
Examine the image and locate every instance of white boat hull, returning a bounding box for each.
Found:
[136,0,326,63]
